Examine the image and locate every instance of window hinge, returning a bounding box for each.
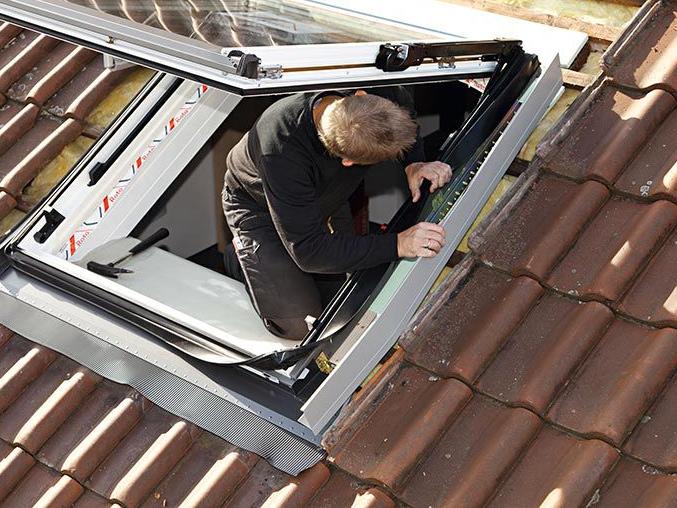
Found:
[33,208,65,244]
[223,50,283,80]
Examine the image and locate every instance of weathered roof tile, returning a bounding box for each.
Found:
[328,364,471,489]
[546,84,675,185]
[401,265,543,381]
[471,174,609,279]
[603,2,677,91]
[614,108,677,202]
[307,469,394,508]
[477,295,613,413]
[624,375,677,471]
[141,432,257,508]
[0,441,36,502]
[38,382,143,480]
[0,32,60,93]
[0,462,84,508]
[547,319,677,445]
[399,396,541,508]
[86,406,200,507]
[618,229,677,327]
[594,458,677,507]
[223,461,330,508]
[547,197,677,303]
[487,427,618,507]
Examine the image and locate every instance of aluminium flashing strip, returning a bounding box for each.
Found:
[300,53,564,433]
[0,269,324,475]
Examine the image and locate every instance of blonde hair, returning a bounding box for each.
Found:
[318,94,417,165]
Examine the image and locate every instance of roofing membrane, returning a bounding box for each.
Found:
[0,0,676,505]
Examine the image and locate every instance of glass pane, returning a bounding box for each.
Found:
[67,0,430,47]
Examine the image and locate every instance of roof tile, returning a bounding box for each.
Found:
[0,355,97,450]
[547,319,677,445]
[547,197,677,303]
[603,2,677,91]
[45,60,133,120]
[328,364,471,489]
[0,116,82,196]
[614,108,677,202]
[307,469,394,508]
[0,192,16,221]
[401,265,543,381]
[86,406,201,507]
[141,432,257,508]
[0,441,36,502]
[399,395,542,508]
[546,84,675,185]
[0,462,84,508]
[13,368,101,453]
[0,22,22,48]
[594,458,677,507]
[618,229,677,327]
[0,103,40,156]
[0,31,60,93]
[0,335,58,414]
[471,174,609,279]
[7,42,96,105]
[477,295,613,413]
[223,461,330,508]
[37,382,143,480]
[487,427,618,507]
[624,375,677,471]
[73,491,115,508]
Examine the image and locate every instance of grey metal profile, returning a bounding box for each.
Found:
[0,269,324,475]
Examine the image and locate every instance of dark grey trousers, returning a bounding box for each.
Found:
[223,188,350,340]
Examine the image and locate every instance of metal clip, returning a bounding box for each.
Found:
[223,49,283,80]
[438,56,456,69]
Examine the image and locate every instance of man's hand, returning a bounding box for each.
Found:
[397,222,446,258]
[405,161,453,203]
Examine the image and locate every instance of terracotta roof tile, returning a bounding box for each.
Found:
[37,382,143,480]
[0,103,41,156]
[547,319,677,446]
[398,395,541,508]
[0,441,35,501]
[0,31,60,93]
[0,355,99,452]
[45,59,133,120]
[618,229,677,327]
[0,115,82,196]
[603,2,677,91]
[0,22,22,48]
[86,406,201,507]
[546,84,675,183]
[470,174,609,280]
[613,108,677,202]
[328,363,471,489]
[307,469,395,508]
[487,427,618,507]
[624,375,677,471]
[477,295,613,413]
[73,491,115,508]
[547,197,677,303]
[594,458,677,507]
[7,42,97,105]
[401,264,543,381]
[222,461,330,508]
[0,461,84,507]
[141,432,257,507]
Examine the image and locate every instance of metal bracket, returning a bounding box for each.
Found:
[33,208,64,244]
[223,50,283,80]
[375,39,522,72]
[102,54,135,71]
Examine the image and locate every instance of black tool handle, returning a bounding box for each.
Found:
[129,228,169,255]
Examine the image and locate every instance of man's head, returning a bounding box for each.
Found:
[318,90,417,167]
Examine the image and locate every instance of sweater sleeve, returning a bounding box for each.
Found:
[260,154,399,274]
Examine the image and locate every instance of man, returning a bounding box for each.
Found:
[223,87,452,340]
